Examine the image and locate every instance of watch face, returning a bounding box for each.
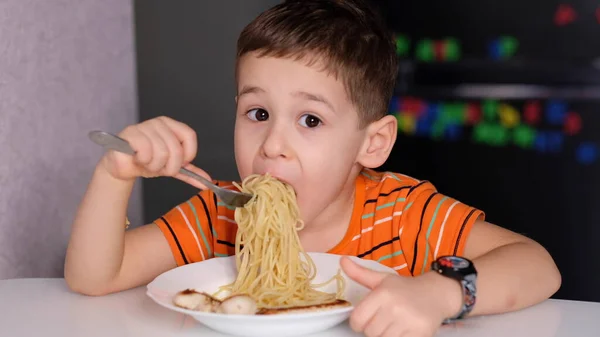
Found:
[439,256,470,269]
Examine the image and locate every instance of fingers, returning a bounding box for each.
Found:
[142,125,170,173]
[111,116,203,183]
[362,307,394,337]
[381,323,403,337]
[151,119,184,176]
[119,125,153,166]
[350,290,383,332]
[156,116,198,164]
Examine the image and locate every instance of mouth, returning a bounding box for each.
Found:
[269,174,292,186]
[253,169,291,185]
[255,172,297,195]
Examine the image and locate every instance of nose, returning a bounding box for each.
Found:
[260,123,291,160]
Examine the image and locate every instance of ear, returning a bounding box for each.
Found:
[356,115,397,168]
[235,95,238,104]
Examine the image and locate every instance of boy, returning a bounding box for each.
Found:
[65,0,561,336]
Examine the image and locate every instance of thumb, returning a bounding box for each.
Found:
[340,256,387,290]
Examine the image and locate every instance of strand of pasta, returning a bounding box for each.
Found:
[215,174,344,308]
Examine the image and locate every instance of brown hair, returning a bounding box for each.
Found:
[236,0,398,128]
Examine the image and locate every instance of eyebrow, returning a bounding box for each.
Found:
[237,86,336,113]
[238,85,265,97]
[292,91,336,113]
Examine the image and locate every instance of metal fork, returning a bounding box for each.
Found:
[88,130,253,208]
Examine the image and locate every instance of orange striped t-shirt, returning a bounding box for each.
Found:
[154,169,484,276]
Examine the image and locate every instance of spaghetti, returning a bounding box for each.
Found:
[214,173,345,309]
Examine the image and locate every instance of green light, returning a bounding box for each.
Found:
[445,38,461,61]
[395,113,404,130]
[500,36,518,59]
[431,121,445,140]
[448,103,467,123]
[513,125,536,149]
[473,123,490,144]
[473,123,509,146]
[491,125,509,146]
[395,35,410,57]
[482,100,498,121]
[416,39,434,62]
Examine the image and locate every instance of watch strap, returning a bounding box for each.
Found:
[443,273,477,324]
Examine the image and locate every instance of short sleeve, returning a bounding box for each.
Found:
[154,188,218,266]
[398,181,485,276]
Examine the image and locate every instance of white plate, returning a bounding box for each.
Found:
[146,252,396,337]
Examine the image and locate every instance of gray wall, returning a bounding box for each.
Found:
[0,0,140,279]
[134,0,281,223]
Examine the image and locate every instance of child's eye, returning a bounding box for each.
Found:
[247,108,269,122]
[298,114,322,128]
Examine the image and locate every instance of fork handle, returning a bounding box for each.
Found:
[178,167,215,189]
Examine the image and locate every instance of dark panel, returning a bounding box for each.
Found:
[371,0,600,302]
[133,1,280,223]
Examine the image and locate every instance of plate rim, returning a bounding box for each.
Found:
[146,252,396,320]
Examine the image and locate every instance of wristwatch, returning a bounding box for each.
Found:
[431,255,477,323]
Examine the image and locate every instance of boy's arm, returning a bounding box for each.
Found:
[64,165,176,296]
[65,117,212,296]
[434,219,562,317]
[342,218,561,336]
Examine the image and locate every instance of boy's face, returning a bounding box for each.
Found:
[234,52,367,225]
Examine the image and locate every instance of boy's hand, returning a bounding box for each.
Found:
[340,257,462,337]
[100,116,211,189]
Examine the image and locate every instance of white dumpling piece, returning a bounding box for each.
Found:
[217,294,258,315]
[173,289,221,312]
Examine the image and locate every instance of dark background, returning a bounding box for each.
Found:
[134,0,280,221]
[134,0,600,302]
[372,0,600,302]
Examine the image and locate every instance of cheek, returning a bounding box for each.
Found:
[302,145,356,189]
[235,151,252,179]
[301,132,361,172]
[234,122,258,179]
[295,134,362,216]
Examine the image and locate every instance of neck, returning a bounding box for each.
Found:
[303,184,355,235]
[298,168,362,251]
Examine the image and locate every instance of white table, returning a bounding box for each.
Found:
[1,278,599,337]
